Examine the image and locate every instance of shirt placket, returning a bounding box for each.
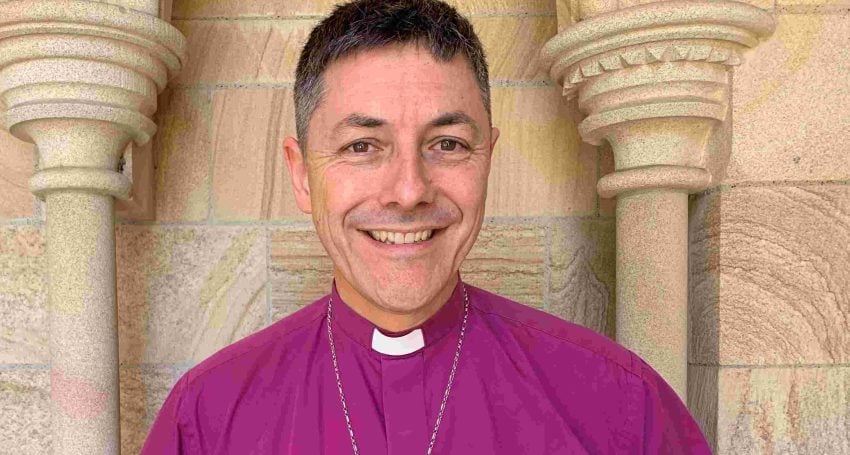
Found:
[381,352,428,454]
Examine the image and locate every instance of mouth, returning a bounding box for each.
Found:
[357,227,446,247]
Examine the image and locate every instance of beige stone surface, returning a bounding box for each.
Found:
[0,130,36,220]
[614,0,775,10]
[690,184,850,366]
[777,0,850,9]
[730,14,850,183]
[618,190,690,399]
[488,86,596,217]
[119,366,178,455]
[717,366,850,454]
[546,218,616,338]
[0,226,47,364]
[151,88,212,222]
[688,364,719,454]
[173,19,314,86]
[473,16,555,82]
[174,16,554,86]
[0,369,50,454]
[689,190,722,364]
[116,225,268,364]
[269,224,334,320]
[174,0,554,18]
[93,0,161,16]
[598,142,616,216]
[211,88,308,221]
[461,221,546,308]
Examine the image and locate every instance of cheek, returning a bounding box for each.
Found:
[436,167,488,210]
[318,167,373,222]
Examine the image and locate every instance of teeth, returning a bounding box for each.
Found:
[366,229,435,245]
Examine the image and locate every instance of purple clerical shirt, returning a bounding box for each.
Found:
[141,278,711,454]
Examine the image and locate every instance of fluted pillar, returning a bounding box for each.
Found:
[541,1,774,399]
[0,1,184,452]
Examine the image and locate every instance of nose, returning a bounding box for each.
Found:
[378,146,435,210]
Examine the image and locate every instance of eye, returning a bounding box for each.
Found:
[434,138,469,152]
[349,141,371,154]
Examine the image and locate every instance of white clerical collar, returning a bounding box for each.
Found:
[371,327,425,356]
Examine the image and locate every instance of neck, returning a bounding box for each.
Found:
[334,271,459,333]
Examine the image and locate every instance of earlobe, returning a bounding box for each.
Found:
[283,137,313,214]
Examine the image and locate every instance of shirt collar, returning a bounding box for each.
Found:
[329,273,466,356]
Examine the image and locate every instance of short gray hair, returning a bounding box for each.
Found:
[293,0,491,153]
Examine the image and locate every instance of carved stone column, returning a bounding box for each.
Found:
[541,1,774,399]
[0,1,184,452]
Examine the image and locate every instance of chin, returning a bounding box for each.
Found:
[370,276,440,312]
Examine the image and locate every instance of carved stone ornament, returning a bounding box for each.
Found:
[0,0,185,201]
[540,0,775,196]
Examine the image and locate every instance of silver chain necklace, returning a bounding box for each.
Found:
[326,284,470,455]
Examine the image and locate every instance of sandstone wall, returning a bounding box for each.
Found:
[688,1,850,452]
[0,0,846,453]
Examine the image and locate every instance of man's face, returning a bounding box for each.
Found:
[284,43,498,318]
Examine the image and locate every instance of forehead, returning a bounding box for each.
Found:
[315,44,484,127]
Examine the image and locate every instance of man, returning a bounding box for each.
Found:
[143,0,711,453]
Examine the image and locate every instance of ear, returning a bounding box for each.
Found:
[283,136,312,214]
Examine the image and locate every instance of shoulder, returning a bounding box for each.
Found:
[466,285,711,452]
[183,295,327,388]
[466,284,644,380]
[142,296,330,453]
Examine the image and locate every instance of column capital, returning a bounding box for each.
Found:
[0,0,185,200]
[541,0,775,196]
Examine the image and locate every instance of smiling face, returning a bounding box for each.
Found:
[284,43,498,331]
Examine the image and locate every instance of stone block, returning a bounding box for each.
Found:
[729,14,850,183]
[0,226,47,364]
[717,366,850,454]
[488,86,596,216]
[210,88,309,222]
[174,16,554,86]
[269,225,334,320]
[116,225,268,364]
[149,88,212,222]
[689,184,850,366]
[472,16,556,82]
[0,369,50,454]
[0,130,35,220]
[173,19,315,86]
[119,365,179,455]
[173,0,554,19]
[546,218,616,338]
[461,221,546,308]
[688,364,719,454]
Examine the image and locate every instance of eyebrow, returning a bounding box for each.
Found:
[428,111,482,140]
[332,113,386,136]
[331,110,483,141]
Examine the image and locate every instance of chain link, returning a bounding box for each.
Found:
[327,285,470,455]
